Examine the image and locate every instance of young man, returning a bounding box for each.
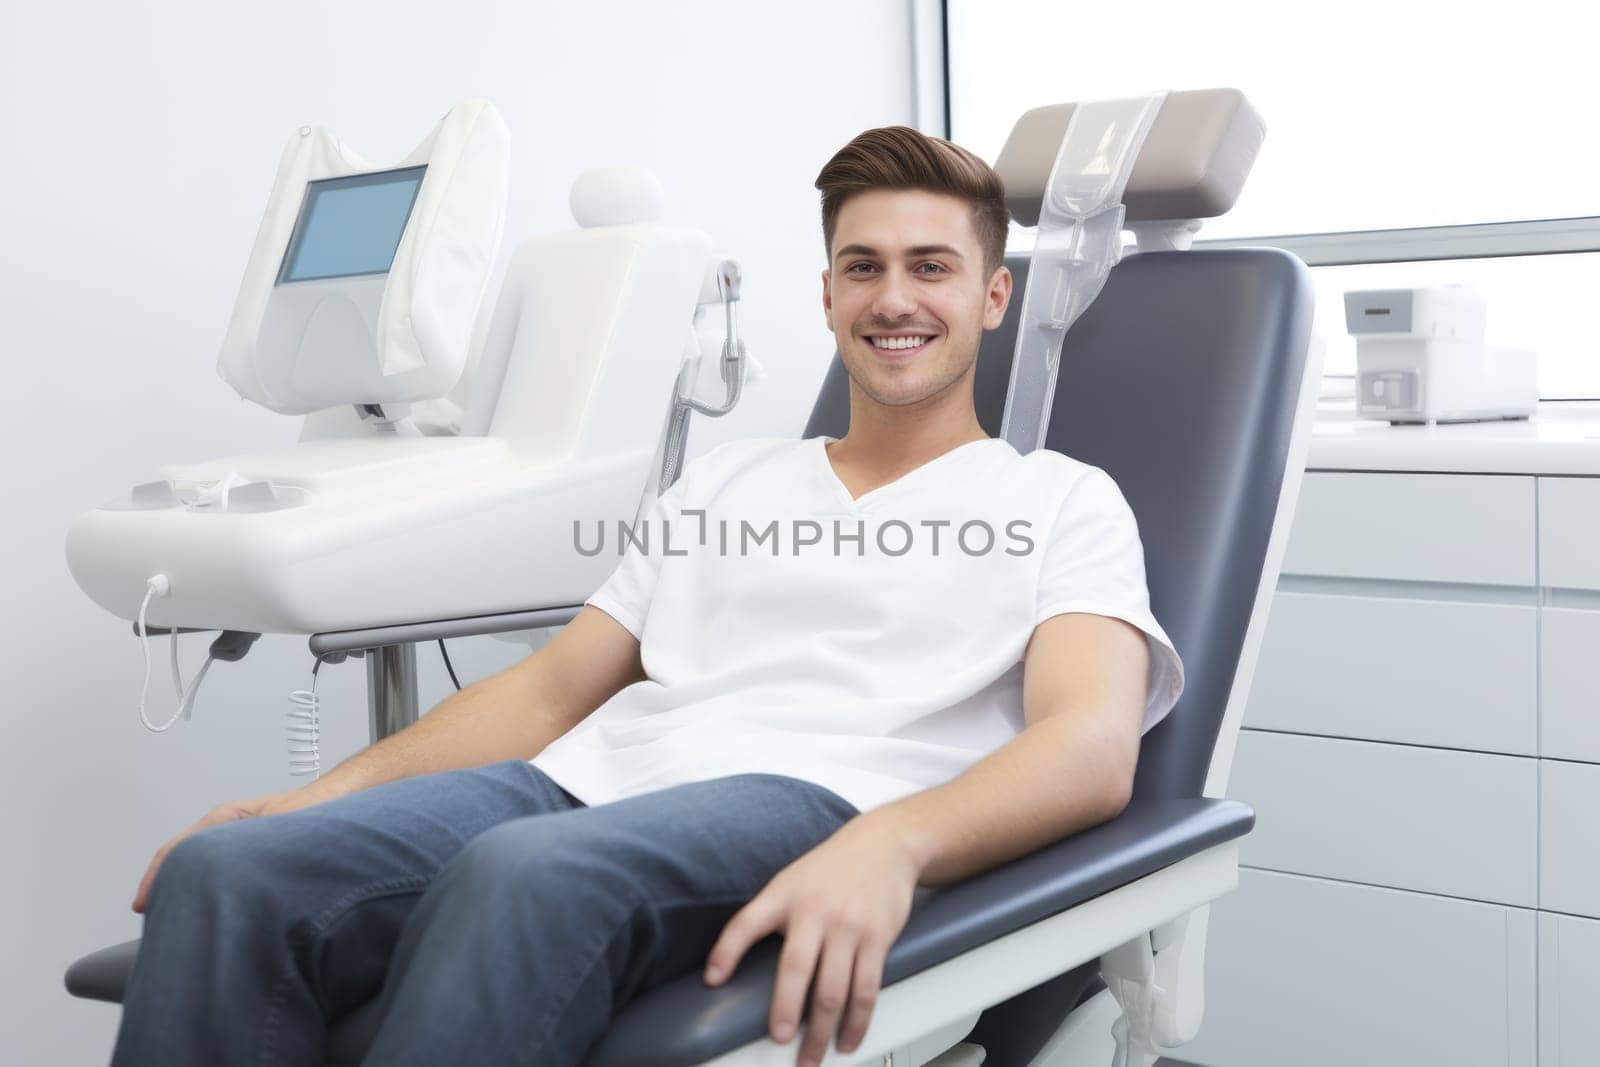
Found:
[115,127,1183,1067]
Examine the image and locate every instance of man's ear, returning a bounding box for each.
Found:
[983,265,1013,331]
[821,268,835,331]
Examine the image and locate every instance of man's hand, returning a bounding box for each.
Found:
[131,791,306,914]
[703,814,920,1066]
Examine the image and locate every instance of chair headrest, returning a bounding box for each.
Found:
[995,88,1264,227]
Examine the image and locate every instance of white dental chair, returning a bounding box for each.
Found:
[67,89,1322,1066]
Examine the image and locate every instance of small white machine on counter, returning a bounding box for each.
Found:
[1345,285,1537,424]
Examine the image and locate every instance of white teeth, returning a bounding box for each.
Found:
[869,336,931,350]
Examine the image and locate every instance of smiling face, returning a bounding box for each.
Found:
[823,188,1011,410]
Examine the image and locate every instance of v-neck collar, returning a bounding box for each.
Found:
[814,435,999,509]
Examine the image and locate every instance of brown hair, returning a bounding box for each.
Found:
[815,126,1009,275]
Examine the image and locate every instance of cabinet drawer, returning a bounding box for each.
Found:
[1541,608,1600,763]
[1541,760,1600,918]
[1230,731,1537,906]
[1540,477,1600,590]
[1246,591,1536,754]
[1539,912,1600,1067]
[1181,869,1535,1067]
[1284,472,1534,586]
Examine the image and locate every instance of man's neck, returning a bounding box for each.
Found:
[827,422,988,469]
[826,390,990,484]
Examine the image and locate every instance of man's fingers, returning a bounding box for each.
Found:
[769,920,824,1045]
[836,937,887,1054]
[131,866,154,914]
[704,895,781,986]
[131,812,225,912]
[132,839,179,914]
[798,934,856,1066]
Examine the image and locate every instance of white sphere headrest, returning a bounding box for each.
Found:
[570,167,666,228]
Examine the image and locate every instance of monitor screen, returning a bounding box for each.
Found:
[277,165,427,283]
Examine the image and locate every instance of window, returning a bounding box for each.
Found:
[945,0,1600,397]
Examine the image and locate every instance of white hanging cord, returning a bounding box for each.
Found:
[135,581,177,732]
[135,573,215,732]
[167,622,215,723]
[288,660,323,777]
[176,646,215,723]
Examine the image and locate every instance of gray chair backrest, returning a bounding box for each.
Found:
[804,247,1315,802]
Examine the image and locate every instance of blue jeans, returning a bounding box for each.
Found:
[111,761,858,1066]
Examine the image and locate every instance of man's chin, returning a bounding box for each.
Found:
[853,376,953,409]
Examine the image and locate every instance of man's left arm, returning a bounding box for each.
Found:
[703,611,1151,1067]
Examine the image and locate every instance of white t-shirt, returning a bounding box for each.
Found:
[531,435,1184,813]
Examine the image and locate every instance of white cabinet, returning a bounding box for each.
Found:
[1182,869,1536,1067]
[1541,608,1600,763]
[1190,469,1600,1067]
[1283,472,1534,586]
[1231,731,1537,906]
[1246,592,1537,754]
[1538,912,1600,1067]
[1539,478,1600,590]
[1538,479,1600,765]
[1540,760,1600,919]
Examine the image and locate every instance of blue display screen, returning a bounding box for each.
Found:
[277,165,427,283]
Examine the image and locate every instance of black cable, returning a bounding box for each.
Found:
[438,639,462,691]
[939,0,952,139]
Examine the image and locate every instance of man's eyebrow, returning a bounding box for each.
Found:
[833,243,967,261]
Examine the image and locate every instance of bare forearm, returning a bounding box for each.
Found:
[287,662,571,808]
[872,711,1137,888]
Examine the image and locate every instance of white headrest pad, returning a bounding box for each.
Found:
[570,167,666,228]
[996,88,1264,226]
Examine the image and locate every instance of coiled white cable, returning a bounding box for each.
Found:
[287,660,323,777]
[136,575,214,732]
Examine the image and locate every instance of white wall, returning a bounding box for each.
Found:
[0,2,913,1060]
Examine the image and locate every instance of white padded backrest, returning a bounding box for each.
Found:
[219,99,510,414]
[465,168,712,465]
[995,88,1264,227]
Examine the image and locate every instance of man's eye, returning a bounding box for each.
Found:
[846,262,877,274]
[916,262,948,275]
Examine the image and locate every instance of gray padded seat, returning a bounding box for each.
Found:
[67,245,1314,1066]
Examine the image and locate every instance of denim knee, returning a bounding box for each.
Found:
[150,823,281,917]
[441,816,642,913]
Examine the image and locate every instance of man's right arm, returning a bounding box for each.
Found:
[132,605,640,913]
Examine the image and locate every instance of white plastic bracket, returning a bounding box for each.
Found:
[1100,905,1211,1067]
[999,91,1167,454]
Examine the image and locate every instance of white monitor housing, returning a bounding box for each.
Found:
[221,99,509,417]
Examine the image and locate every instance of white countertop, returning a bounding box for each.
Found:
[1309,400,1600,475]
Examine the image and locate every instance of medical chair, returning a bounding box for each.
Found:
[67,91,1321,1065]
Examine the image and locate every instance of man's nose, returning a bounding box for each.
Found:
[871,268,919,319]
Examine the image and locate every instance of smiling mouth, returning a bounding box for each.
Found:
[866,335,935,356]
